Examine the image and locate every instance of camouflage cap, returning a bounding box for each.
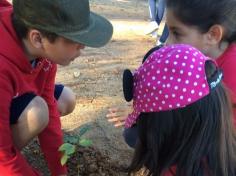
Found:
[13,0,113,47]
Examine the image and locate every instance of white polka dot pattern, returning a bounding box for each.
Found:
[125,44,212,128]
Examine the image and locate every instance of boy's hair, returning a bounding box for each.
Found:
[166,0,236,43]
[11,14,58,43]
[128,61,236,176]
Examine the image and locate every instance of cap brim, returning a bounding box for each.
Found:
[57,12,113,48]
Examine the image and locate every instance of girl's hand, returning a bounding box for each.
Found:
[106,103,133,127]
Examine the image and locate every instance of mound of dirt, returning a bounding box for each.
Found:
[23,139,128,176]
[68,146,128,176]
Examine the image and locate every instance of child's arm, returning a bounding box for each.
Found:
[0,75,41,175]
[38,64,67,176]
[219,56,236,127]
[106,102,133,127]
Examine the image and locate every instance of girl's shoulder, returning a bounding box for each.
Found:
[217,43,236,66]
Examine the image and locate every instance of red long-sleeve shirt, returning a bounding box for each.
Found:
[216,43,236,127]
[0,1,67,175]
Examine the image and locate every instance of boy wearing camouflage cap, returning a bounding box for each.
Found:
[0,0,113,175]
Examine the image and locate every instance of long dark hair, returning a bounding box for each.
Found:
[128,61,236,176]
[166,0,236,43]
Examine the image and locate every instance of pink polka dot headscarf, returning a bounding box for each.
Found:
[125,44,220,128]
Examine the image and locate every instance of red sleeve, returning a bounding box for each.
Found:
[38,64,67,176]
[0,75,41,176]
[219,57,236,127]
[221,63,236,102]
[0,0,11,7]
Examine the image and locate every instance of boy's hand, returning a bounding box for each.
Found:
[106,103,133,127]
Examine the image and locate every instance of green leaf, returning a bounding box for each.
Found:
[79,139,92,147]
[78,125,91,137]
[60,154,69,166]
[59,143,76,155]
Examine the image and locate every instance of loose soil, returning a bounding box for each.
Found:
[22,0,163,175]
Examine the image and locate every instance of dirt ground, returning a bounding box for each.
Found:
[23,0,161,175]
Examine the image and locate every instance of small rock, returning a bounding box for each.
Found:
[73,71,81,78]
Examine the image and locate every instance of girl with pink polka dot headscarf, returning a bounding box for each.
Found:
[124,44,222,128]
[114,44,236,176]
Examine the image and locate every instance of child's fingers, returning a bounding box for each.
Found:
[107,115,126,122]
[109,118,125,127]
[106,111,127,119]
[106,112,118,118]
[114,121,125,127]
[108,106,129,113]
[106,113,127,120]
[106,113,120,120]
[106,103,133,128]
[107,111,123,117]
[107,116,126,127]
[108,107,119,113]
[107,117,122,122]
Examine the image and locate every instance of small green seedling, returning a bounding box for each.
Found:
[59,125,92,166]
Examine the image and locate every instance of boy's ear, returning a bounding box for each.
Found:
[28,29,43,49]
[205,25,224,45]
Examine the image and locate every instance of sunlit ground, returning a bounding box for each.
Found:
[111,19,165,40]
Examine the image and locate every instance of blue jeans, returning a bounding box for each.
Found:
[149,0,165,23]
[148,0,169,43]
[123,125,138,148]
[148,0,158,21]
